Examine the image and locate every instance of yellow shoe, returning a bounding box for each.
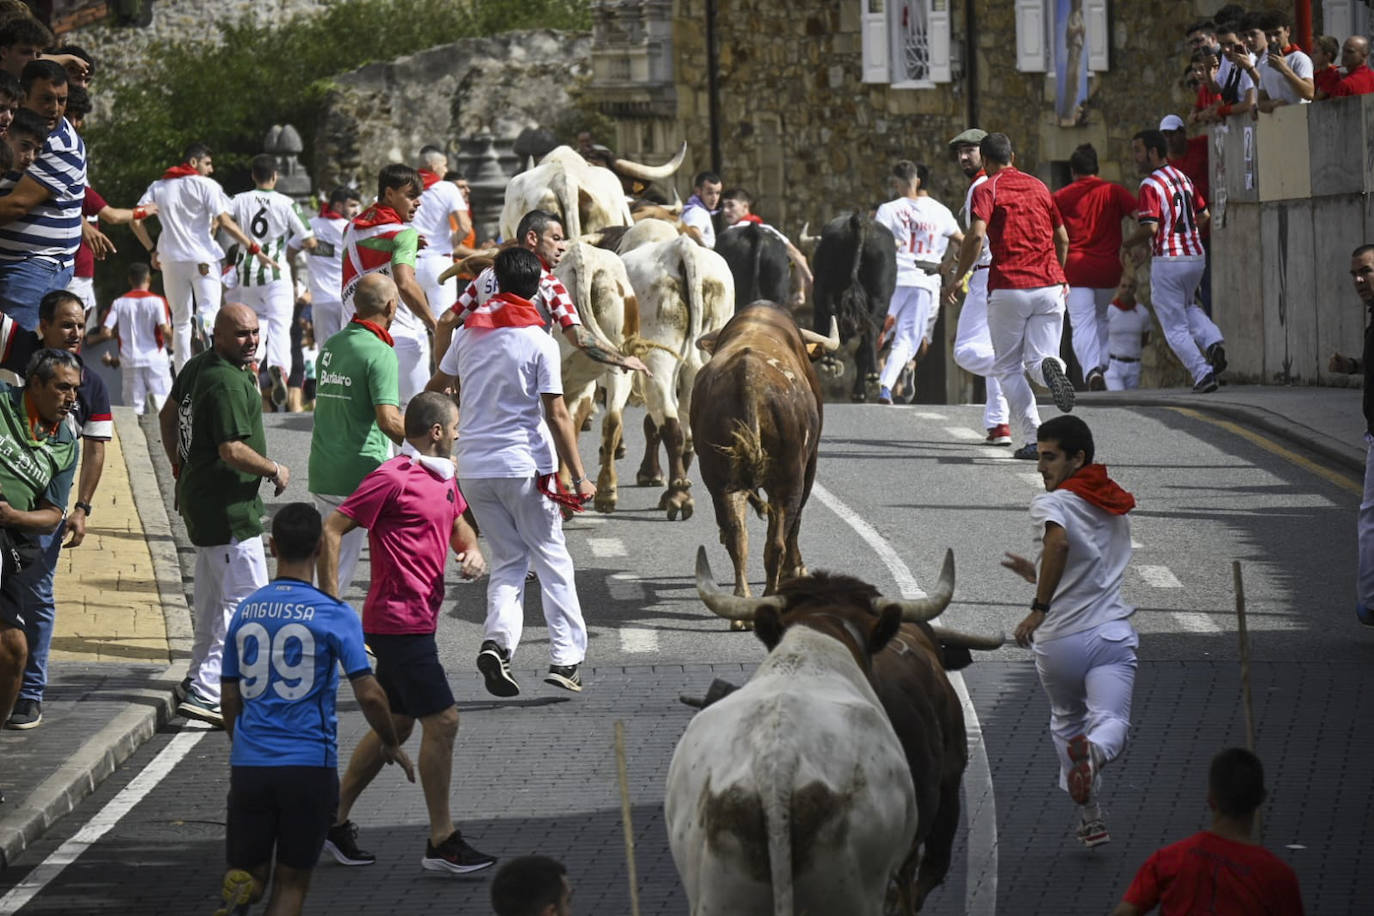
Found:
[212,868,255,916]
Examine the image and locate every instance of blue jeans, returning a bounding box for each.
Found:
[18,521,63,702]
[0,257,74,332]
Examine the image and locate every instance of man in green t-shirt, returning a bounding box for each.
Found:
[158,303,289,727]
[308,273,403,597]
[0,349,80,730]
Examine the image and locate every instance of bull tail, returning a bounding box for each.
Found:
[718,369,769,515]
[747,227,764,303]
[837,211,876,337]
[679,236,705,359]
[548,165,581,240]
[758,744,797,916]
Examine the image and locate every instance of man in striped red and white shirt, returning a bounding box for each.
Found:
[1125,129,1226,393]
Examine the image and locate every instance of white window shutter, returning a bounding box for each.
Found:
[1016,0,1048,73]
[862,1,890,84]
[1085,0,1109,71]
[1322,0,1354,45]
[929,3,951,83]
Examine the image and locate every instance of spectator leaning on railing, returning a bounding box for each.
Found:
[1249,10,1314,110]
[1312,35,1342,100]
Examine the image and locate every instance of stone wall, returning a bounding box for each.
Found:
[313,30,591,192]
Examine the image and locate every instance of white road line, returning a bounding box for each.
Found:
[913,411,947,420]
[1170,611,1223,633]
[0,729,206,914]
[587,537,627,558]
[1137,564,1183,588]
[1016,472,1043,487]
[945,426,984,441]
[1131,538,1143,549]
[619,627,660,653]
[607,572,644,602]
[811,482,996,916]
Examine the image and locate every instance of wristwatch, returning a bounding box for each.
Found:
[74,501,93,516]
[1030,599,1050,613]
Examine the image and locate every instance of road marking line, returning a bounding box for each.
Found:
[1171,611,1223,633]
[1132,538,1143,549]
[587,537,627,558]
[913,411,947,420]
[1138,564,1183,588]
[1168,407,1362,494]
[811,482,996,916]
[945,426,984,440]
[0,729,206,914]
[1017,472,1043,487]
[607,572,644,601]
[619,627,660,653]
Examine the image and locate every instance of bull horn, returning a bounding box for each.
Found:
[611,141,688,182]
[695,545,783,621]
[929,626,1008,650]
[872,549,955,622]
[799,222,820,246]
[798,317,840,352]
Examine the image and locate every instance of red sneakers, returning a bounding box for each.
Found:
[985,423,1012,446]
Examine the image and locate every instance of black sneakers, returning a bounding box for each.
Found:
[544,663,583,693]
[421,830,497,875]
[323,820,375,866]
[477,640,520,697]
[1042,360,1075,412]
[1193,372,1219,393]
[1012,442,1039,461]
[5,698,41,729]
[1085,368,1107,391]
[1206,342,1227,376]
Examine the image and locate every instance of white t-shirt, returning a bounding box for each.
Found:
[138,174,230,264]
[1028,488,1134,641]
[444,325,560,477]
[961,175,992,267]
[228,189,312,287]
[307,214,348,305]
[1260,49,1314,104]
[413,180,466,258]
[875,196,961,289]
[1107,304,1149,360]
[103,290,172,368]
[681,202,715,248]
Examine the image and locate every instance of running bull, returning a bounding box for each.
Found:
[714,224,791,307]
[811,212,898,401]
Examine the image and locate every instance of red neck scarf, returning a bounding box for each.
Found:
[970,168,987,185]
[161,162,199,180]
[1109,297,1134,311]
[537,473,586,514]
[462,291,546,330]
[1282,43,1301,55]
[349,315,394,346]
[736,213,764,224]
[318,204,347,220]
[353,204,403,230]
[1056,464,1135,515]
[417,169,442,190]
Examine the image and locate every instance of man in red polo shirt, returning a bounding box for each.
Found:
[1329,35,1374,98]
[1052,144,1136,390]
[950,132,1073,460]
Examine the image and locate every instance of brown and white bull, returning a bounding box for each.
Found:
[500,144,687,241]
[620,235,735,520]
[686,549,1001,913]
[667,551,968,915]
[690,301,838,603]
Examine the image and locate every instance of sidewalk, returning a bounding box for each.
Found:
[0,408,189,870]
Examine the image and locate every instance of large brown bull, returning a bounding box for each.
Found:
[694,549,1004,913]
[690,301,838,601]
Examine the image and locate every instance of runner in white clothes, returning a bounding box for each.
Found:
[1104,281,1149,391]
[130,142,276,371]
[305,187,359,346]
[229,154,316,407]
[1123,128,1226,393]
[412,146,472,323]
[944,128,1011,446]
[86,262,172,414]
[873,159,962,405]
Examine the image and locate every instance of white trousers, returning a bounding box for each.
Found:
[460,476,588,667]
[952,269,1009,428]
[1360,435,1374,619]
[987,284,1066,447]
[416,253,458,325]
[1066,287,1113,377]
[312,297,346,347]
[314,492,366,601]
[190,536,268,703]
[67,275,96,322]
[162,259,223,372]
[1150,257,1222,384]
[1033,618,1138,794]
[121,363,172,415]
[393,333,431,408]
[879,285,934,390]
[234,279,294,375]
[1105,358,1141,391]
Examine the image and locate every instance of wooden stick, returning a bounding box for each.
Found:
[1232,560,1262,839]
[614,720,642,916]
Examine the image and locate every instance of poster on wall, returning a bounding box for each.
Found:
[1054,0,1089,126]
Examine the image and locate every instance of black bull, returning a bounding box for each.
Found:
[714,224,791,307]
[811,212,897,401]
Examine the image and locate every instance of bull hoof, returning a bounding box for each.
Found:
[594,492,617,514]
[580,416,592,432]
[638,470,664,487]
[850,391,867,403]
[729,620,754,632]
[665,495,694,521]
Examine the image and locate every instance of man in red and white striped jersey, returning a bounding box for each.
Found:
[1125,129,1226,393]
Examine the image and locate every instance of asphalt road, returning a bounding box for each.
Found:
[2,400,1370,915]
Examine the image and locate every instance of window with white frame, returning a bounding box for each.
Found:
[861,0,952,88]
[1015,0,1109,74]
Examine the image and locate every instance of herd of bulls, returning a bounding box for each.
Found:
[492,144,1002,913]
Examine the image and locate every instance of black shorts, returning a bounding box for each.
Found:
[366,631,454,719]
[226,766,338,870]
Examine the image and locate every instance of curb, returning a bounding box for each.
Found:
[0,408,190,871]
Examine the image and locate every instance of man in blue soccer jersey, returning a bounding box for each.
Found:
[215,503,414,916]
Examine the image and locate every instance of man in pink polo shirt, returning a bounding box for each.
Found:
[317,392,495,876]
